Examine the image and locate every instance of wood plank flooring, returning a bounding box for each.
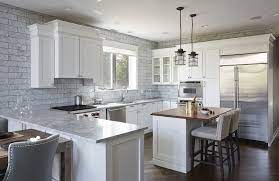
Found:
[144,136,279,181]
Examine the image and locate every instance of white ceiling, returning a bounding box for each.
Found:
[1,0,279,41]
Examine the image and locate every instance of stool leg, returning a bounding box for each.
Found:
[205,140,209,161]
[225,139,231,171]
[200,139,204,161]
[191,136,195,170]
[212,141,216,160]
[229,134,235,166]
[218,141,224,178]
[235,131,240,161]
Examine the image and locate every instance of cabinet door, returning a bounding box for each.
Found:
[162,57,171,83]
[157,101,163,111]
[203,79,220,107]
[126,105,138,125]
[190,49,203,79]
[178,65,191,81]
[171,56,179,84]
[203,49,220,79]
[152,58,161,84]
[162,100,171,110]
[99,109,106,119]
[31,36,55,88]
[80,37,103,81]
[55,33,79,78]
[170,101,178,108]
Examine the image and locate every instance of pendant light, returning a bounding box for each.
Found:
[188,14,198,67]
[175,7,186,65]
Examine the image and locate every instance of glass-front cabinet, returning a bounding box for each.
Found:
[152,58,161,84]
[162,57,171,83]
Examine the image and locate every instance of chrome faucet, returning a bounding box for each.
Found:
[120,89,128,102]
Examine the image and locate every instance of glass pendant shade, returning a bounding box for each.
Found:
[188,51,198,67]
[175,48,186,65]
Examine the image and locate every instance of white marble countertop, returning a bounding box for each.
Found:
[0,109,146,143]
[71,98,164,114]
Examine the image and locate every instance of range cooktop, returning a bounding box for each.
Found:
[51,105,97,112]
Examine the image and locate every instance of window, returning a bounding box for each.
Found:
[100,41,137,90]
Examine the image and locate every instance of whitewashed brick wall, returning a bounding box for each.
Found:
[0,3,159,111]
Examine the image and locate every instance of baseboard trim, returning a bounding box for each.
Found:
[152,158,187,173]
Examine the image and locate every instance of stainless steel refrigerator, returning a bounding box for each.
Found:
[220,53,268,142]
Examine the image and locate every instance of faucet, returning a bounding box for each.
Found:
[120,89,128,102]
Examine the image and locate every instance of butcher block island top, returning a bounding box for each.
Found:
[151,106,232,121]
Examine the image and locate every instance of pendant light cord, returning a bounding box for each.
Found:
[179,9,182,49]
[191,16,193,51]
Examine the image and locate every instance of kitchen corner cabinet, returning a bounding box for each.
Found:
[29,20,103,88]
[29,24,55,88]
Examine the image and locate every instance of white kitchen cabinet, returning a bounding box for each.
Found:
[99,109,106,119]
[203,79,220,107]
[189,49,203,79]
[203,49,220,79]
[55,33,80,78]
[137,103,152,133]
[171,57,179,84]
[170,101,178,108]
[80,37,103,83]
[162,57,171,84]
[126,105,138,125]
[152,58,161,84]
[29,24,55,88]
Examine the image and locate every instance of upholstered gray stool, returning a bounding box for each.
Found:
[228,109,241,165]
[0,118,8,133]
[3,134,59,181]
[191,113,232,178]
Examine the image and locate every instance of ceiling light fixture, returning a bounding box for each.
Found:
[97,0,102,2]
[201,25,208,28]
[188,14,198,67]
[174,7,186,66]
[273,13,279,17]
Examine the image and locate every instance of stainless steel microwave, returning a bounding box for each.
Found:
[178,81,203,99]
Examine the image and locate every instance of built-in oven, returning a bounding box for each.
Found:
[178,81,203,105]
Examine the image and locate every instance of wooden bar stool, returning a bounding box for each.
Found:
[191,113,232,178]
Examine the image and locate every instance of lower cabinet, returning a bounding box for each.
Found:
[126,101,162,133]
[203,79,220,107]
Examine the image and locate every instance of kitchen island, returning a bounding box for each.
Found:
[0,109,146,181]
[151,106,231,173]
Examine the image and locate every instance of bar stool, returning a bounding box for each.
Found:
[2,134,59,181]
[191,113,232,178]
[228,108,241,165]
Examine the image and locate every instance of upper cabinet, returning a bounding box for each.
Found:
[203,49,220,79]
[29,20,103,88]
[29,24,55,88]
[55,33,80,78]
[152,57,161,84]
[79,37,103,82]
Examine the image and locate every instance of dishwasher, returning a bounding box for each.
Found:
[106,106,126,123]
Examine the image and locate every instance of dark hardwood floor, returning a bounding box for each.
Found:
[144,136,279,181]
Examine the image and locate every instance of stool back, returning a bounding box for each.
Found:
[3,134,59,181]
[216,113,232,140]
[229,109,240,133]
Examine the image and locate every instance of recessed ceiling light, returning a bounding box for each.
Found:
[201,25,208,28]
[162,32,169,35]
[127,31,133,34]
[250,16,262,20]
[273,13,279,17]
[97,0,102,2]
[64,7,72,11]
